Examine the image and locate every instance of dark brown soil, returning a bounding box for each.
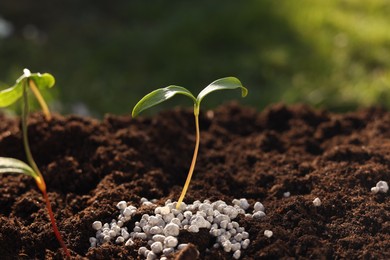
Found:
[0,102,389,259]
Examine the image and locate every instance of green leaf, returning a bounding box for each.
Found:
[29,73,55,90]
[0,69,55,107]
[196,77,248,105]
[0,82,23,107]
[132,86,196,117]
[0,157,38,179]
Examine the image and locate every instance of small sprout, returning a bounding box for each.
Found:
[0,70,69,257]
[313,197,322,207]
[0,68,55,120]
[264,230,273,238]
[132,77,248,208]
[371,181,389,194]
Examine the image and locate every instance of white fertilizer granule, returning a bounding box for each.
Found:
[371,181,388,194]
[90,198,266,259]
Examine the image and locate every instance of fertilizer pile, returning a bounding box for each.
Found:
[90,198,267,259]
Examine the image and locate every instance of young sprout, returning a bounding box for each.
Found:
[0,69,53,120]
[132,77,248,209]
[0,69,70,258]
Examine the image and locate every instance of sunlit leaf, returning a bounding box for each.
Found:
[29,73,55,90]
[0,69,55,108]
[197,77,248,104]
[132,86,196,117]
[0,83,23,107]
[0,157,38,179]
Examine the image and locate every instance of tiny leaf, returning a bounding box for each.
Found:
[29,73,55,90]
[16,69,55,90]
[0,83,23,107]
[196,77,248,105]
[0,70,55,107]
[0,157,38,179]
[132,86,196,117]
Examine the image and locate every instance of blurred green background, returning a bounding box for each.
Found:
[0,0,389,116]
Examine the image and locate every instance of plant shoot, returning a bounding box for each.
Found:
[132,77,248,208]
[0,69,70,258]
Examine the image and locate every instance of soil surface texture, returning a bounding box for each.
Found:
[0,102,389,259]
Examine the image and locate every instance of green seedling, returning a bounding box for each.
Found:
[132,77,248,209]
[0,69,70,258]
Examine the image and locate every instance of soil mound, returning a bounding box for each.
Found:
[0,103,389,259]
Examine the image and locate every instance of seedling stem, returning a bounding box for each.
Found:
[177,105,200,207]
[22,82,70,258]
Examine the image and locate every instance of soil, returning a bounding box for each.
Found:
[0,102,389,259]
